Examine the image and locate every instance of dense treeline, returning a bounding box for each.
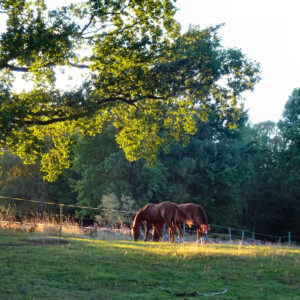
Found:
[0,89,300,236]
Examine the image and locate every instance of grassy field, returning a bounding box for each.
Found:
[0,232,300,300]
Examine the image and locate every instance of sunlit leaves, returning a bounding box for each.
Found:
[113,100,165,163]
[0,0,260,181]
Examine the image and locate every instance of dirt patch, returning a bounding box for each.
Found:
[0,237,68,247]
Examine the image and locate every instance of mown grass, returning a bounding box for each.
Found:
[0,232,300,300]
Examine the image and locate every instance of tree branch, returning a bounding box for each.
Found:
[13,94,167,126]
[69,63,90,69]
[2,64,29,72]
[0,62,90,72]
[80,14,96,35]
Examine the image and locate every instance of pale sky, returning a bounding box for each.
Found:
[175,0,300,124]
[1,0,300,124]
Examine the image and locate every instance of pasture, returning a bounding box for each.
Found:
[0,232,300,299]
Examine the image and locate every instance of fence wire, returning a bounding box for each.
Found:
[0,194,299,245]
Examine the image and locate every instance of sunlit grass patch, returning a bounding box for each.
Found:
[72,237,300,259]
[1,233,300,299]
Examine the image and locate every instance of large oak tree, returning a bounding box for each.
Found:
[0,0,260,180]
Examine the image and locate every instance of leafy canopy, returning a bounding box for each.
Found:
[0,0,260,181]
[278,88,300,147]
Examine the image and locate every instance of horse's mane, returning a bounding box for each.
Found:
[132,204,149,228]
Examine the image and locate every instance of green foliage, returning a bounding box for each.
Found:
[119,194,136,223]
[0,0,260,180]
[69,125,168,219]
[0,151,47,200]
[276,89,300,234]
[96,193,136,226]
[238,122,283,234]
[0,150,77,216]
[1,85,300,237]
[97,193,121,227]
[159,111,251,226]
[278,88,300,147]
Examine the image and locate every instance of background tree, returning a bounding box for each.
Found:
[159,110,252,226]
[238,121,283,235]
[97,194,121,228]
[70,125,168,214]
[0,152,46,200]
[277,89,300,235]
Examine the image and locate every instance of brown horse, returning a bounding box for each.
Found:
[131,201,190,243]
[152,203,210,242]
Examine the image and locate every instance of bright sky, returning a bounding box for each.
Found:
[1,0,300,124]
[175,0,300,124]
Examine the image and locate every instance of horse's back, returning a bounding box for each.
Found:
[157,201,176,223]
[178,203,208,225]
[141,201,174,223]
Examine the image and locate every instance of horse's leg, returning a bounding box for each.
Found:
[197,227,204,244]
[144,221,149,242]
[153,224,165,242]
[169,226,175,243]
[172,226,175,243]
[170,225,175,243]
[152,223,161,241]
[167,226,172,243]
[176,223,185,242]
[166,222,175,243]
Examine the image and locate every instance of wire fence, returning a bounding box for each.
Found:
[0,195,300,246]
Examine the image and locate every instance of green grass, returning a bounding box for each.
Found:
[0,232,300,299]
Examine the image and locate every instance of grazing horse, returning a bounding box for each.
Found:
[152,203,210,242]
[131,201,190,243]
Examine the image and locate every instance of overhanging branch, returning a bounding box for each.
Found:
[13,94,167,126]
[0,62,90,72]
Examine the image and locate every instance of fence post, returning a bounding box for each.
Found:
[59,204,63,237]
[59,204,63,224]
[278,237,281,244]
[288,232,291,246]
[228,227,232,240]
[252,232,255,240]
[241,230,244,240]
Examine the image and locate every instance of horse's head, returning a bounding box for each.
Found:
[131,225,140,241]
[131,206,146,241]
[201,224,210,234]
[152,228,160,242]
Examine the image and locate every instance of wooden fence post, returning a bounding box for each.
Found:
[59,204,63,237]
[228,227,232,240]
[241,230,244,240]
[288,232,291,246]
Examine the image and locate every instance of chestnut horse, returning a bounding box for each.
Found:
[131,201,190,243]
[152,203,210,242]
